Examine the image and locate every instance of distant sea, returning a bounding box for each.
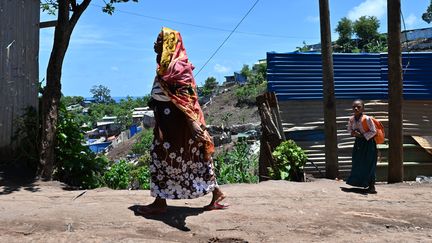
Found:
[85,96,144,103]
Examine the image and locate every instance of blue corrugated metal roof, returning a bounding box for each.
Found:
[267,52,432,100]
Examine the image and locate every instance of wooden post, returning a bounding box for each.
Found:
[319,0,338,179]
[256,92,284,181]
[387,0,404,183]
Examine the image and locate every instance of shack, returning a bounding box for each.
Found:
[267,52,432,180]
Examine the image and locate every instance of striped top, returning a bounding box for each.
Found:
[151,77,170,102]
[347,114,377,141]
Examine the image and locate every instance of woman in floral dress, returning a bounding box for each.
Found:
[138,27,228,214]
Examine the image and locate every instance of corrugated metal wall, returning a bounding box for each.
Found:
[0,0,39,159]
[279,99,432,178]
[268,52,432,178]
[268,52,432,100]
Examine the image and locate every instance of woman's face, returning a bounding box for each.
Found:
[154,33,163,63]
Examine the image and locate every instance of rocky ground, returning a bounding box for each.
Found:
[1,179,431,242]
[202,86,260,127]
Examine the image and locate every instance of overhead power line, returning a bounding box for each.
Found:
[90,3,319,40]
[195,0,260,77]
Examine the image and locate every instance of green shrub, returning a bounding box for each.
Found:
[132,129,154,155]
[55,104,108,189]
[214,141,258,184]
[130,161,151,190]
[269,140,307,181]
[235,82,267,106]
[103,160,131,189]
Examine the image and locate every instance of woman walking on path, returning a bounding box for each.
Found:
[138,27,228,215]
[346,99,378,194]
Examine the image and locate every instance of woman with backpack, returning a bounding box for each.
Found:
[346,99,379,194]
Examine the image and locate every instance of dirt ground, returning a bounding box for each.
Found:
[1,179,431,243]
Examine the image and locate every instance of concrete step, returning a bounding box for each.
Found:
[376,161,432,181]
[377,144,432,163]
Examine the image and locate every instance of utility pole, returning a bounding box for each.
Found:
[387,0,404,182]
[319,0,338,179]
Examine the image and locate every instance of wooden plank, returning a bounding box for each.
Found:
[412,136,432,155]
[39,20,57,28]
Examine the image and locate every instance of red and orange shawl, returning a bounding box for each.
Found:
[156,27,214,159]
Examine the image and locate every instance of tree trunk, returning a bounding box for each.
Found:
[38,0,90,179]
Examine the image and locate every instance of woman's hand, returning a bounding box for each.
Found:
[188,120,206,141]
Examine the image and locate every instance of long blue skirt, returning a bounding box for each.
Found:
[346,137,377,188]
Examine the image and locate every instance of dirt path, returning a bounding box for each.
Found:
[1,179,431,242]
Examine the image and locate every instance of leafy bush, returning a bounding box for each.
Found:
[103,160,131,189]
[130,159,151,190]
[269,140,307,181]
[214,141,258,184]
[235,82,267,106]
[132,129,154,155]
[55,104,108,189]
[104,157,151,190]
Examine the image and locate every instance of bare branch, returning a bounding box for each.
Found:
[69,0,91,29]
[70,0,78,11]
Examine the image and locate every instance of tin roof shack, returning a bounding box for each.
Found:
[96,116,121,138]
[401,27,432,51]
[267,52,432,181]
[224,72,248,87]
[132,107,154,128]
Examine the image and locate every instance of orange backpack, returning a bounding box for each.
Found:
[361,116,385,144]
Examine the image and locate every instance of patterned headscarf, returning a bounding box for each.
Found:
[155,27,214,159]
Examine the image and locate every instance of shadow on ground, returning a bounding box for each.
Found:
[0,165,40,195]
[129,205,205,231]
[340,186,369,195]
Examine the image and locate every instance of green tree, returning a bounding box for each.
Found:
[61,95,84,106]
[204,76,218,90]
[335,17,354,52]
[353,16,380,50]
[240,64,252,80]
[252,62,267,84]
[202,76,218,96]
[422,0,432,24]
[90,85,114,104]
[296,41,310,52]
[39,0,138,180]
[135,94,151,107]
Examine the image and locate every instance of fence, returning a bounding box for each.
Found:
[267,52,432,179]
[0,0,39,161]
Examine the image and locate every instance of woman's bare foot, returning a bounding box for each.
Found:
[204,188,229,211]
[137,198,167,215]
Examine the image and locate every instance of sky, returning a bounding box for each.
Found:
[39,0,432,97]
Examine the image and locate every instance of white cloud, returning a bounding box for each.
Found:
[404,14,417,29]
[214,64,230,74]
[70,24,113,46]
[111,66,119,71]
[306,16,319,23]
[347,0,387,21]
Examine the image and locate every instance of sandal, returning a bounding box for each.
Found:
[204,195,229,211]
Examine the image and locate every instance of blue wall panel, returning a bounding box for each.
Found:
[267,52,432,100]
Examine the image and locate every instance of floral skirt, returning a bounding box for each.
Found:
[149,100,217,199]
